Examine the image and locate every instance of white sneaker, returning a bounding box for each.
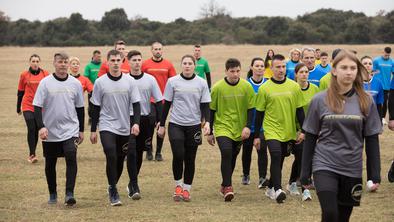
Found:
[287,182,300,195]
[265,187,275,200]
[382,118,388,125]
[274,189,286,203]
[302,189,312,201]
[366,180,378,192]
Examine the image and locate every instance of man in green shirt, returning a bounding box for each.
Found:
[319,49,342,91]
[193,45,212,89]
[253,54,306,204]
[207,58,255,202]
[84,50,102,124]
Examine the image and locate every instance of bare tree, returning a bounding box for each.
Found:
[199,0,230,18]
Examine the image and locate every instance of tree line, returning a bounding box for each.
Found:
[0,8,393,46]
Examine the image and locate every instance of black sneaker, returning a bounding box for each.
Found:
[155,153,163,161]
[258,177,269,189]
[48,193,57,204]
[127,183,141,200]
[389,161,394,183]
[241,175,250,185]
[64,192,76,206]
[146,151,153,161]
[108,186,122,206]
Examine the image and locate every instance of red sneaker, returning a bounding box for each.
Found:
[182,190,191,202]
[173,186,183,202]
[223,186,234,202]
[219,185,225,196]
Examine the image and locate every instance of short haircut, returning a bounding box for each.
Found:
[107,49,122,60]
[69,56,80,64]
[54,52,69,61]
[360,55,372,62]
[194,45,201,48]
[384,47,391,54]
[320,52,328,57]
[29,54,40,61]
[301,47,315,58]
[332,48,342,60]
[127,50,142,60]
[93,50,101,55]
[151,41,162,49]
[225,58,241,70]
[271,54,286,65]
[316,48,321,52]
[114,40,125,46]
[181,54,196,65]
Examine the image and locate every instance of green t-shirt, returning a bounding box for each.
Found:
[319,72,331,91]
[210,78,255,141]
[255,79,306,142]
[301,82,320,114]
[84,61,101,84]
[195,57,210,79]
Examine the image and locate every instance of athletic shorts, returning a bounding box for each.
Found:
[168,123,202,146]
[314,170,362,206]
[42,137,78,158]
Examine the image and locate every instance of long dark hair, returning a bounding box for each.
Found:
[264,49,274,68]
[247,57,265,79]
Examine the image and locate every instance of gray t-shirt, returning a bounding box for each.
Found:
[303,91,382,178]
[164,74,211,126]
[130,73,162,116]
[33,74,84,142]
[91,74,141,136]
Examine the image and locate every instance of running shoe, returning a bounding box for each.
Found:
[241,175,250,185]
[302,189,312,201]
[64,192,76,206]
[223,186,234,202]
[265,187,275,199]
[182,190,191,202]
[287,182,300,195]
[108,186,122,206]
[274,189,286,203]
[155,153,163,161]
[48,193,57,204]
[127,183,141,200]
[173,185,183,202]
[258,177,269,189]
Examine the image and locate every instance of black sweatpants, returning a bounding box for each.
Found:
[99,131,129,187]
[383,90,389,118]
[266,139,289,191]
[168,123,201,185]
[217,136,242,187]
[289,141,303,184]
[242,132,268,178]
[149,103,164,154]
[314,170,362,222]
[23,111,39,156]
[135,116,155,175]
[43,137,78,194]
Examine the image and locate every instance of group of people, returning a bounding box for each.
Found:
[16,41,394,221]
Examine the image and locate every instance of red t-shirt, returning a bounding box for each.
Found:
[74,75,93,93]
[97,59,130,77]
[141,58,177,93]
[18,69,49,112]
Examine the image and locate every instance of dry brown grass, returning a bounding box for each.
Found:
[0,45,393,222]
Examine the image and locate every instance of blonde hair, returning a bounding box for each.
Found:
[289,48,301,59]
[326,50,371,116]
[69,56,80,64]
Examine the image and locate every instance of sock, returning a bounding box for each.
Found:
[183,184,191,191]
[175,179,183,187]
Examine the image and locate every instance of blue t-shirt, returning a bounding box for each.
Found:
[247,77,267,133]
[316,64,331,75]
[391,74,394,89]
[363,77,384,105]
[373,56,394,90]
[308,66,327,87]
[286,60,299,80]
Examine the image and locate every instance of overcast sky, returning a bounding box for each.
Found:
[1,0,393,22]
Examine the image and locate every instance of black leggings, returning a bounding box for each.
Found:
[217,136,242,187]
[100,131,129,187]
[44,139,77,194]
[23,111,39,155]
[135,116,155,175]
[168,123,200,185]
[149,103,164,154]
[242,132,268,178]
[383,90,389,118]
[289,142,303,184]
[266,140,289,191]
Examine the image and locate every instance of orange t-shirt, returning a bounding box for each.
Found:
[18,69,49,112]
[141,58,177,93]
[97,59,130,77]
[74,75,93,93]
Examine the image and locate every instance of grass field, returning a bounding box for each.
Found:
[0,45,393,221]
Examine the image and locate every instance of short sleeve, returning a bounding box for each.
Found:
[32,80,46,107]
[255,86,267,112]
[86,78,94,93]
[302,95,322,135]
[372,59,379,73]
[83,65,90,78]
[90,81,102,106]
[295,85,307,108]
[246,83,255,109]
[75,82,84,108]
[377,82,384,105]
[163,79,174,102]
[129,78,141,104]
[18,73,26,91]
[168,63,177,78]
[364,101,383,136]
[209,84,218,111]
[200,80,211,103]
[205,60,211,73]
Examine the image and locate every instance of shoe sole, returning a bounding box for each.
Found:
[48,200,57,204]
[302,197,312,201]
[110,201,122,206]
[130,193,141,200]
[65,198,76,206]
[224,192,234,202]
[183,197,191,202]
[173,195,182,202]
[276,193,286,203]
